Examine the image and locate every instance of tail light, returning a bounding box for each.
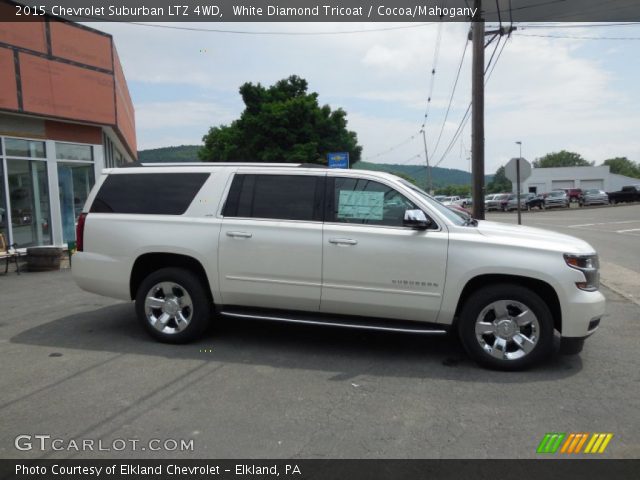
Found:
[76,213,87,252]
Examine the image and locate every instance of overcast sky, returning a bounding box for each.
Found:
[92,21,640,173]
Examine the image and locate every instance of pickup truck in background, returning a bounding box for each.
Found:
[608,185,640,204]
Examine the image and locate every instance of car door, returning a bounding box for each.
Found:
[320,175,448,322]
[218,172,325,311]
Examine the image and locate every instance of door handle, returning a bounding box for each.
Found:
[226,231,252,238]
[328,238,358,245]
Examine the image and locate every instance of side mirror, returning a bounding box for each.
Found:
[403,209,432,230]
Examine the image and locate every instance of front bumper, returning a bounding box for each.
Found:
[560,288,606,338]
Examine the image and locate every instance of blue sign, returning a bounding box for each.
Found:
[327,152,349,169]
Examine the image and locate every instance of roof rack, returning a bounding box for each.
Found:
[134,162,325,168]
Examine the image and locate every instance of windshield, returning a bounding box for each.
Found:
[396,179,466,226]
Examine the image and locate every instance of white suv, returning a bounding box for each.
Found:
[73,164,605,370]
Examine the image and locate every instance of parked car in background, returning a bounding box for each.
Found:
[526,194,546,210]
[580,189,609,207]
[441,196,461,206]
[456,197,472,207]
[563,188,583,203]
[608,185,640,204]
[506,193,535,211]
[434,195,447,203]
[486,193,509,211]
[544,190,569,209]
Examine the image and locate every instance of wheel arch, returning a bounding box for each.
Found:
[453,274,562,333]
[130,253,213,303]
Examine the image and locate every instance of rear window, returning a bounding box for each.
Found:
[90,173,209,215]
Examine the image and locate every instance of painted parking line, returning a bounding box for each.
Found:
[616,228,640,236]
[568,220,639,228]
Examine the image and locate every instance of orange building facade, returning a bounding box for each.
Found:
[0,0,136,247]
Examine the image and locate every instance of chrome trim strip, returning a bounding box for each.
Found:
[322,283,442,297]
[220,311,448,335]
[225,275,322,287]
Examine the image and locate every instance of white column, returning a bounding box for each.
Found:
[46,139,63,246]
[93,142,104,180]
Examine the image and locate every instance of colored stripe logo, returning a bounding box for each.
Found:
[537,433,613,454]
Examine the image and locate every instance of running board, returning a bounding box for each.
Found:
[219,309,448,335]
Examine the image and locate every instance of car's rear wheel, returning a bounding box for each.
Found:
[135,267,211,343]
[458,284,554,370]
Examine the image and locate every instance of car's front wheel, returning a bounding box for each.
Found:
[458,284,555,370]
[135,267,212,343]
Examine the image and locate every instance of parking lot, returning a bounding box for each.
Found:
[1,205,639,459]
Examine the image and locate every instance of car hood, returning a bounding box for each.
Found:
[476,221,596,255]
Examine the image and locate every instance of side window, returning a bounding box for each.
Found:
[223,174,322,221]
[90,173,209,215]
[328,177,418,227]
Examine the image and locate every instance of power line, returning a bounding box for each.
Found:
[120,21,438,36]
[429,35,470,161]
[517,22,640,28]
[362,134,418,162]
[420,22,444,129]
[485,34,509,83]
[433,34,511,169]
[516,32,640,40]
[484,32,503,74]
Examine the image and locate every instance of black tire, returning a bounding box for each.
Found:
[135,267,212,344]
[458,284,555,370]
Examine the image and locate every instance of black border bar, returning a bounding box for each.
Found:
[1,460,640,480]
[3,0,640,23]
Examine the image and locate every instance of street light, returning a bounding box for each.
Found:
[515,141,522,225]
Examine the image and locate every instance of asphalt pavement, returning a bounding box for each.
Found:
[1,205,639,459]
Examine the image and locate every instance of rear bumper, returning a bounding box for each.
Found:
[72,252,131,301]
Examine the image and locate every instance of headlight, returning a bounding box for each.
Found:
[564,254,599,291]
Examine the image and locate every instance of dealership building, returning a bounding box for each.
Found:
[512,166,640,195]
[0,0,135,249]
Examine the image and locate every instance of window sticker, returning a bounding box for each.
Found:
[337,190,384,220]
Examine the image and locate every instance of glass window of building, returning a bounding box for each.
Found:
[57,163,95,243]
[55,142,93,162]
[0,155,8,243]
[7,159,51,247]
[5,138,46,158]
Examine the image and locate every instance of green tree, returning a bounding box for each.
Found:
[199,75,362,164]
[486,166,512,193]
[434,185,471,196]
[532,150,593,168]
[602,157,640,178]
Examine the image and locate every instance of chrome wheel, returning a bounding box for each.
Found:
[474,299,540,361]
[144,281,193,335]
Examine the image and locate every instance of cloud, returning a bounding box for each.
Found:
[135,101,235,129]
[88,21,640,171]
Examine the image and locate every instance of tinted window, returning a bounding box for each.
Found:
[328,177,417,227]
[90,173,209,214]
[223,174,322,221]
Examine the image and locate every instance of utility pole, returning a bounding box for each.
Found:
[420,128,432,194]
[471,0,485,219]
